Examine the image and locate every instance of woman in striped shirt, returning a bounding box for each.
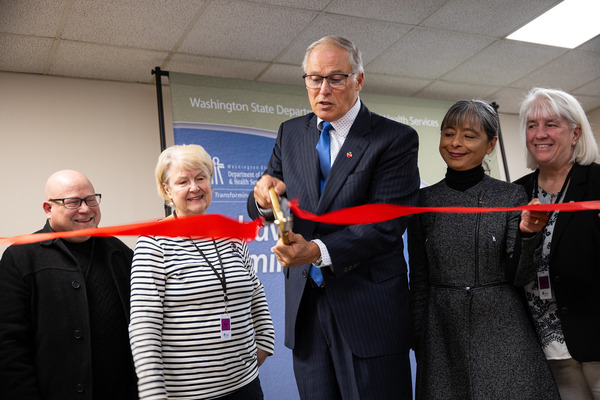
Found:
[129,144,275,400]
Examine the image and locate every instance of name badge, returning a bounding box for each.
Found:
[220,314,232,340]
[537,271,552,300]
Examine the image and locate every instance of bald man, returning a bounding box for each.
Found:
[0,170,138,400]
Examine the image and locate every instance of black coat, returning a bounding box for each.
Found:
[0,221,137,400]
[515,162,600,362]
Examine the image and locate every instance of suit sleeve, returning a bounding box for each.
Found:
[247,123,285,221]
[507,185,543,287]
[407,208,428,353]
[0,248,43,400]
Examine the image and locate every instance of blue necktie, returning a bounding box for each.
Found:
[310,121,333,287]
[316,121,333,193]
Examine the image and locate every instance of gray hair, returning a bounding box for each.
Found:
[519,87,598,169]
[302,35,363,75]
[441,99,499,142]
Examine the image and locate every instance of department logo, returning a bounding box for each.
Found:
[212,156,225,185]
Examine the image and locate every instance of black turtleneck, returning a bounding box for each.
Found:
[445,165,485,192]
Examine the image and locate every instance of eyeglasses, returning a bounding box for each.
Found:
[302,73,356,89]
[48,194,102,209]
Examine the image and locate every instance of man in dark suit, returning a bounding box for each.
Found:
[247,36,419,399]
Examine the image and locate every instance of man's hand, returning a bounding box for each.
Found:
[254,175,286,209]
[272,231,321,268]
[520,198,549,235]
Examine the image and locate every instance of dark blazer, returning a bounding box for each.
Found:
[248,102,420,358]
[0,221,137,400]
[515,162,600,362]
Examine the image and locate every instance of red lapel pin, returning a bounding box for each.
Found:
[346,152,353,158]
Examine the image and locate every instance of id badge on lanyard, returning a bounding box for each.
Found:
[191,239,233,341]
[220,314,232,340]
[537,271,552,300]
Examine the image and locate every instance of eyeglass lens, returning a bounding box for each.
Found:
[64,195,101,209]
[305,74,348,89]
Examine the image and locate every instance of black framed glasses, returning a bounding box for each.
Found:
[48,194,102,209]
[302,73,356,89]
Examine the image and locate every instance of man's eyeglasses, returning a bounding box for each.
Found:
[48,194,102,209]
[303,73,356,89]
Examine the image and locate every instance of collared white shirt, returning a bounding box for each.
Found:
[313,97,361,268]
[317,96,361,167]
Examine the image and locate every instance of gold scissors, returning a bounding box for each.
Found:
[269,187,292,244]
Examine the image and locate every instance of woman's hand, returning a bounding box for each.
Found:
[520,198,549,235]
[257,348,271,367]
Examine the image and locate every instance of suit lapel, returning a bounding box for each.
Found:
[317,104,371,214]
[301,115,322,212]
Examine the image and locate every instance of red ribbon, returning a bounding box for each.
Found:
[1,200,599,246]
[288,199,600,224]
[0,214,263,246]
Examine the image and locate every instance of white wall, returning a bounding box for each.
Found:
[0,71,173,253]
[1,71,599,254]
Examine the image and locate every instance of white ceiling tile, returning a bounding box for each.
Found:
[0,0,66,37]
[573,95,600,114]
[326,0,447,24]
[252,0,328,10]
[62,0,205,50]
[167,53,270,80]
[1,0,599,112]
[488,86,600,115]
[179,0,317,61]
[483,87,529,115]
[50,41,168,82]
[0,34,54,74]
[511,50,600,92]
[276,14,413,66]
[572,78,600,98]
[362,73,432,97]
[414,80,500,102]
[442,40,567,86]
[578,35,600,54]
[257,63,306,86]
[260,63,434,97]
[421,0,562,37]
[368,27,493,79]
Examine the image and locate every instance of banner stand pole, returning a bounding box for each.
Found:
[490,102,511,183]
[152,67,171,217]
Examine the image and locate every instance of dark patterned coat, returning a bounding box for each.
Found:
[408,175,559,399]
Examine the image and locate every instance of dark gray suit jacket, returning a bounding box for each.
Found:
[248,102,420,358]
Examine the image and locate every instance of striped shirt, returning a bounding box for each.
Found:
[129,236,275,400]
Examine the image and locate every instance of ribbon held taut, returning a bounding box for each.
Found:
[1,200,599,246]
[287,199,600,225]
[0,214,263,246]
